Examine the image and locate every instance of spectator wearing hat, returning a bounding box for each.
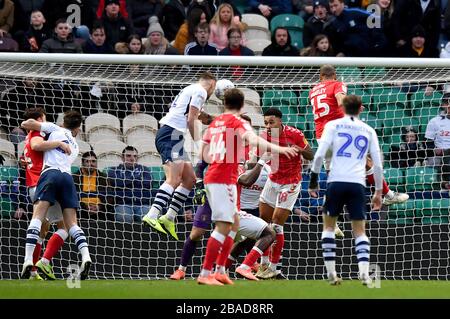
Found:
[144,16,178,55]
[391,0,440,54]
[100,0,134,48]
[303,0,335,48]
[398,25,439,57]
[126,0,163,38]
[262,26,300,56]
[425,94,450,190]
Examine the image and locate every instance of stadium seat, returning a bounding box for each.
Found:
[150,166,166,188]
[0,166,19,218]
[262,90,298,107]
[85,113,122,144]
[298,90,311,113]
[383,167,406,186]
[405,167,439,192]
[370,86,408,109]
[242,104,263,116]
[92,139,127,170]
[242,13,271,41]
[123,113,158,144]
[417,199,450,224]
[129,139,157,155]
[246,39,271,56]
[241,88,261,106]
[336,67,361,83]
[138,153,162,167]
[362,67,387,78]
[0,139,17,166]
[204,102,224,115]
[411,90,443,109]
[347,86,371,107]
[387,200,417,225]
[414,107,440,133]
[72,139,93,167]
[270,14,304,31]
[288,29,303,49]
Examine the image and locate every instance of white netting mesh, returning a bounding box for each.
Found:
[0,56,449,280]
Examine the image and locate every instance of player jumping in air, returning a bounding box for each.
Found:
[308,95,383,286]
[143,72,217,240]
[309,64,408,206]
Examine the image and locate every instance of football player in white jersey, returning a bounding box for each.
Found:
[143,72,217,240]
[425,95,450,189]
[308,95,383,286]
[20,111,92,280]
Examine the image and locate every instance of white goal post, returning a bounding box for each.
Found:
[0,53,449,280]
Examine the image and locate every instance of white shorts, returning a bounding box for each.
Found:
[318,138,333,171]
[260,178,300,211]
[29,187,63,224]
[205,183,238,223]
[237,210,268,241]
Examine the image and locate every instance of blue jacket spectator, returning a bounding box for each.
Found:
[329,0,385,56]
[82,21,114,53]
[106,146,152,223]
[184,22,218,55]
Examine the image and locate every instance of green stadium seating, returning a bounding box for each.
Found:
[387,200,417,225]
[370,86,408,109]
[359,112,383,133]
[417,199,450,224]
[0,166,19,218]
[411,90,443,109]
[289,30,303,49]
[405,167,439,192]
[150,166,165,189]
[383,167,406,185]
[336,67,361,83]
[234,0,249,14]
[362,67,387,78]
[270,14,304,31]
[347,86,371,106]
[71,166,80,174]
[413,104,441,133]
[262,90,298,107]
[383,115,420,135]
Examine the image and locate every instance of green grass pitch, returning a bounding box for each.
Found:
[1,280,449,299]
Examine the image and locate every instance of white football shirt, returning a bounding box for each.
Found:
[239,164,270,210]
[159,83,207,133]
[425,116,450,149]
[40,122,79,174]
[313,115,382,187]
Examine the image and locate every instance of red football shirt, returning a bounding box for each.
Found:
[23,130,45,187]
[203,113,253,185]
[309,80,346,139]
[260,125,308,185]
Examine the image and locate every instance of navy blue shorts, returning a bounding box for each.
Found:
[241,207,259,217]
[155,125,188,164]
[324,182,367,220]
[34,169,79,210]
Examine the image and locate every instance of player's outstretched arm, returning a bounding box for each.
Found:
[21,119,60,133]
[198,111,215,125]
[30,138,71,154]
[244,130,298,159]
[187,106,202,141]
[299,144,314,161]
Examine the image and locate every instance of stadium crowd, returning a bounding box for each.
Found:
[0,0,447,57]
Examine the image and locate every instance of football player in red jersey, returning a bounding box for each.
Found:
[196,89,298,286]
[20,107,68,280]
[309,65,408,207]
[256,107,314,279]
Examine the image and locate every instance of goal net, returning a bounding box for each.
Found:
[0,54,449,280]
